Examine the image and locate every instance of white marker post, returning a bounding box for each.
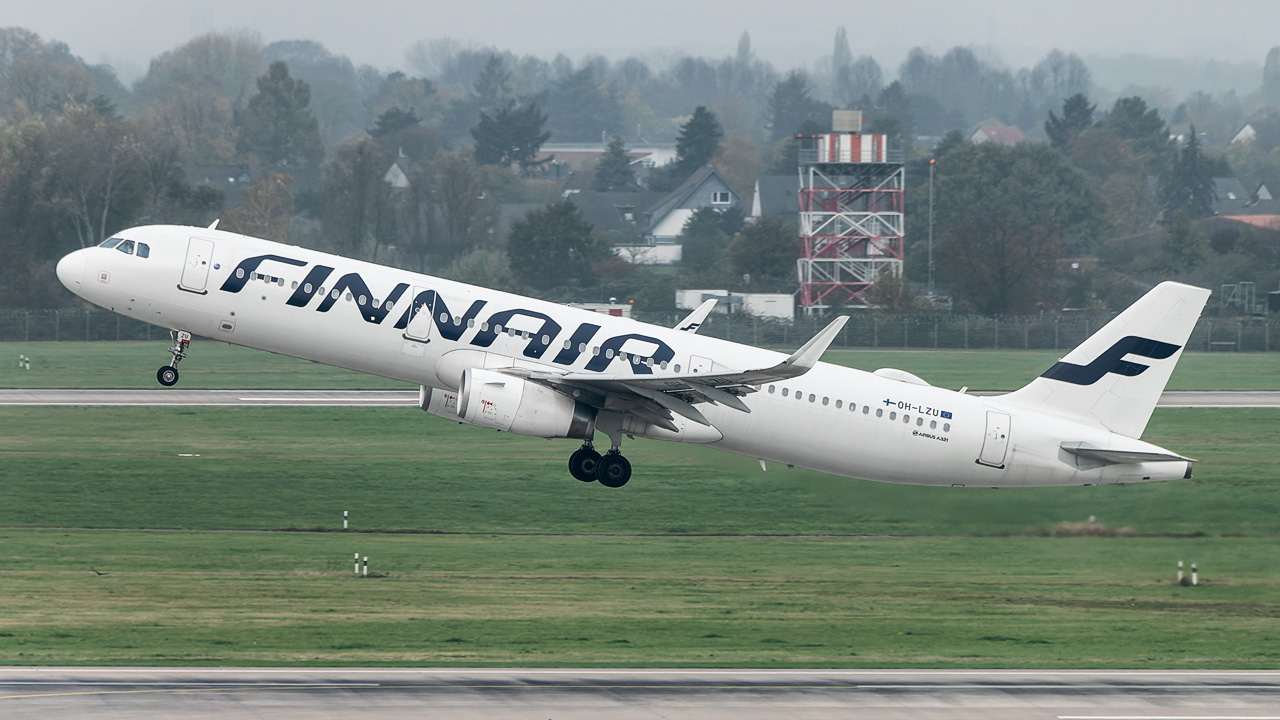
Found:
[1177,560,1184,584]
[343,510,348,530]
[354,552,360,575]
[362,556,368,577]
[1191,563,1198,586]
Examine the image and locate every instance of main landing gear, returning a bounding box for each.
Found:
[157,330,191,387]
[568,412,633,488]
[568,443,633,488]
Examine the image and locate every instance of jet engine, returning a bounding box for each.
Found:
[420,368,594,440]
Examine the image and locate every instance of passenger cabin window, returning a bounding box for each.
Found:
[116,240,135,255]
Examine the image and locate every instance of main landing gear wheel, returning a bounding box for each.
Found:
[595,452,632,488]
[569,445,602,482]
[157,330,192,387]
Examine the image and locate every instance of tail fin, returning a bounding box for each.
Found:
[1000,281,1210,439]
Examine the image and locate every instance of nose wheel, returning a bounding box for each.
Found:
[157,330,191,387]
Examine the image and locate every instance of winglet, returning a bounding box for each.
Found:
[674,299,717,333]
[778,315,848,374]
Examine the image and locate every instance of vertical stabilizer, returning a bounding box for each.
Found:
[999,282,1210,439]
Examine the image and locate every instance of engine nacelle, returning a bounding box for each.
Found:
[424,368,594,440]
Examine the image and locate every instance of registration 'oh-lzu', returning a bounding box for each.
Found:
[56,224,1210,489]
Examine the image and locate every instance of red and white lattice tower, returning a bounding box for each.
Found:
[796,124,904,313]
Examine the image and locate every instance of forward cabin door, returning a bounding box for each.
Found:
[977,411,1011,468]
[179,237,215,293]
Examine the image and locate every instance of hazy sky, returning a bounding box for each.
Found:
[10,0,1279,82]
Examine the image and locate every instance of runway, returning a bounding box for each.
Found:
[1,389,1279,407]
[2,668,1279,719]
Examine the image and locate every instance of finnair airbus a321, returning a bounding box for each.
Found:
[56,223,1210,489]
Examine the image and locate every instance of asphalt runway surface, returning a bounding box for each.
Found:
[2,389,1279,407]
[2,668,1280,719]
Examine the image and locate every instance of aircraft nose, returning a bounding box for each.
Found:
[56,250,86,292]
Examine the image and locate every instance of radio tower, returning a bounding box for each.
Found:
[796,111,904,313]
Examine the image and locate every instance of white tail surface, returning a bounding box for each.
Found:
[1000,281,1210,439]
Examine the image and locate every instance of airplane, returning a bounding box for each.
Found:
[55,223,1210,489]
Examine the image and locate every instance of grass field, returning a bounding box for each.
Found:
[1,340,1278,667]
[4,340,1280,391]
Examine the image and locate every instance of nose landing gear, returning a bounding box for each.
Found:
[157,330,191,387]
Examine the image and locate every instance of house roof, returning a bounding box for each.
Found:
[751,175,800,220]
[971,126,1026,146]
[646,165,738,224]
[567,191,664,235]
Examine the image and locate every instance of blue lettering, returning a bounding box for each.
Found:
[472,308,562,360]
[585,333,675,374]
[219,255,307,293]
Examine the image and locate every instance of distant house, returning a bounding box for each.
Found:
[383,151,411,189]
[1231,123,1257,145]
[570,165,741,265]
[969,126,1026,146]
[1210,178,1280,231]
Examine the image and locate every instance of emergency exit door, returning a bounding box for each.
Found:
[179,237,215,293]
[977,411,1011,468]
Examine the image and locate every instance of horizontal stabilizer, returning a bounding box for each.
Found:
[1061,441,1194,464]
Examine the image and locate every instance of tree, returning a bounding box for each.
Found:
[649,106,723,191]
[507,200,607,290]
[1159,126,1215,219]
[222,173,294,242]
[1160,210,1207,272]
[767,71,831,142]
[236,61,324,166]
[1045,93,1095,149]
[1104,96,1169,159]
[679,206,744,275]
[1264,47,1280,109]
[727,217,796,291]
[470,101,551,174]
[321,135,390,260]
[592,136,638,191]
[544,65,623,142]
[934,142,1099,315]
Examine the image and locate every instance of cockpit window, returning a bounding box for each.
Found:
[99,237,124,248]
[137,243,150,258]
[116,239,135,255]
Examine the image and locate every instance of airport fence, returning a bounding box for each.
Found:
[1,308,1277,352]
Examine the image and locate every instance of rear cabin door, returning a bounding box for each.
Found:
[179,237,215,293]
[977,411,1011,468]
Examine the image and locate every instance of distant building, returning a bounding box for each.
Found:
[675,289,794,320]
[570,166,742,265]
[969,126,1026,146]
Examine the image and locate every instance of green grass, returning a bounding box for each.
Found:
[3,531,1278,667]
[1,340,1278,667]
[0,341,411,389]
[1,406,1277,536]
[3,341,1278,391]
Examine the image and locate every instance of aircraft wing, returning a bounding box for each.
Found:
[502,316,849,429]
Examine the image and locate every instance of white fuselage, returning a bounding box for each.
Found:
[56,226,1189,488]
